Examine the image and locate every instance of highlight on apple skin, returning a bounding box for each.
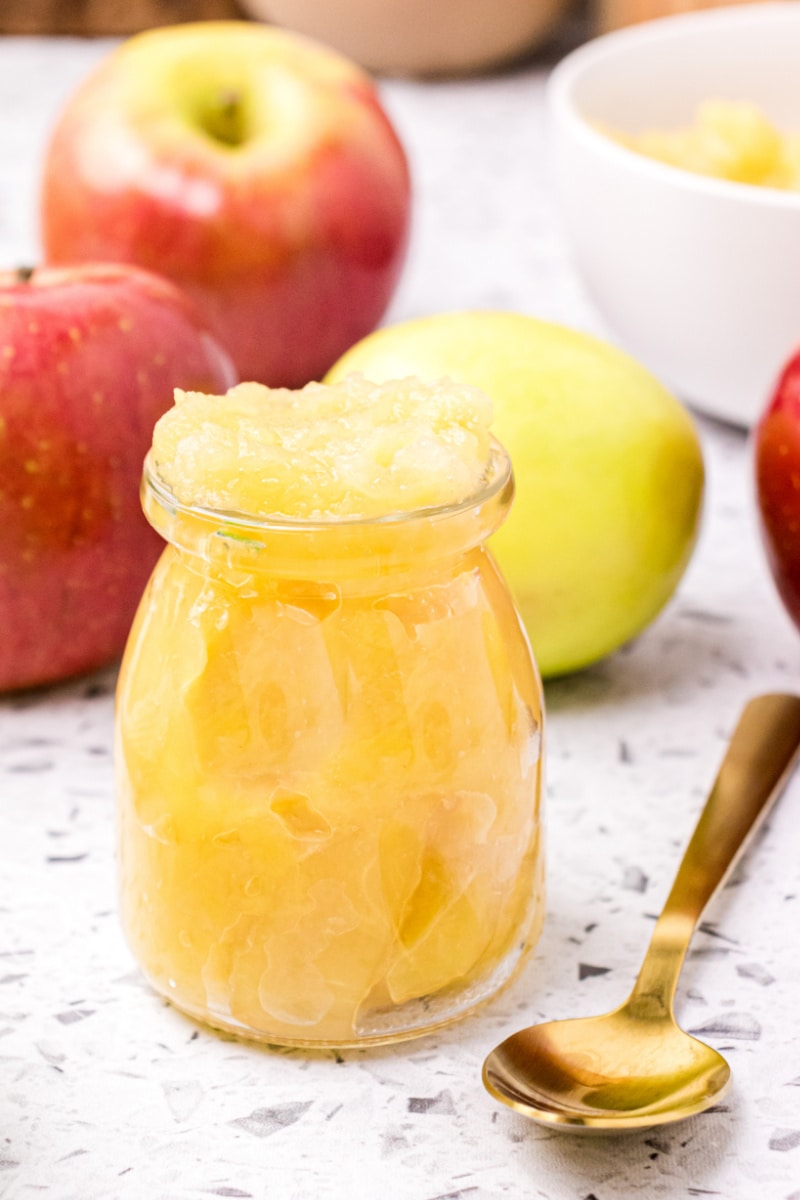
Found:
[40,21,412,389]
[0,262,237,693]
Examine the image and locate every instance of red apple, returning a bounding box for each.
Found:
[754,346,800,630]
[0,263,236,692]
[40,21,411,389]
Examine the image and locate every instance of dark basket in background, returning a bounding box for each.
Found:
[0,0,245,36]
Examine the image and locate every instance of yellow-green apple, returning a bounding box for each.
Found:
[754,347,800,631]
[327,311,705,677]
[40,21,411,389]
[0,263,236,692]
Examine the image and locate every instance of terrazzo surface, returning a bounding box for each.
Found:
[2,30,800,1200]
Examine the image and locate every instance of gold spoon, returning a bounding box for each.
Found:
[483,692,800,1131]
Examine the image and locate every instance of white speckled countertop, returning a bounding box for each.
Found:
[3,30,800,1200]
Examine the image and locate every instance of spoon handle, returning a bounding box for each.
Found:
[629,692,800,1017]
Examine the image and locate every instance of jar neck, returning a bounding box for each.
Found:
[141,443,514,586]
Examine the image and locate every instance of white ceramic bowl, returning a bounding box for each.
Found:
[547,3,800,427]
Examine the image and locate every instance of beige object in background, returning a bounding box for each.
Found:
[238,0,571,75]
[598,0,773,34]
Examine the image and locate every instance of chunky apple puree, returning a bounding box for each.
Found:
[608,100,800,190]
[115,374,544,1046]
[152,374,494,518]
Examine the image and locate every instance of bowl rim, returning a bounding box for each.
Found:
[546,0,800,212]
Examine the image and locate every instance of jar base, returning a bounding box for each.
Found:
[137,910,544,1049]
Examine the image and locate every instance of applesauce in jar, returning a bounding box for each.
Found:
[115,374,544,1046]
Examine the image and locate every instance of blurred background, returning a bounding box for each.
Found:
[0,0,773,63]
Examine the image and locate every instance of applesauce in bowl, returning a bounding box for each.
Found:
[605,100,800,190]
[115,374,545,1046]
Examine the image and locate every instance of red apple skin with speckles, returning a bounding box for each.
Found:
[0,263,237,692]
[40,22,411,389]
[755,347,800,631]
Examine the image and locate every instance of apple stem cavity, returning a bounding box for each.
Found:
[16,266,36,284]
[199,89,248,148]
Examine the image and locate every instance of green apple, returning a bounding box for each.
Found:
[326,311,704,677]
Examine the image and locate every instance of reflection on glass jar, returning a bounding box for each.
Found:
[115,443,545,1046]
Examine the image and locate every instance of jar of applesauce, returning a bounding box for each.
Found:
[115,374,544,1046]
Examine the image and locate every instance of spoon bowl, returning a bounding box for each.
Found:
[484,1006,730,1130]
[483,693,800,1131]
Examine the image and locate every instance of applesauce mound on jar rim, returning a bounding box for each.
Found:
[151,372,495,520]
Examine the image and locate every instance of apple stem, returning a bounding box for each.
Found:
[201,89,247,148]
[16,266,35,283]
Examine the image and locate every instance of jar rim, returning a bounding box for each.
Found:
[142,438,513,534]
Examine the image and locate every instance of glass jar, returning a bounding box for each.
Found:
[115,442,545,1047]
